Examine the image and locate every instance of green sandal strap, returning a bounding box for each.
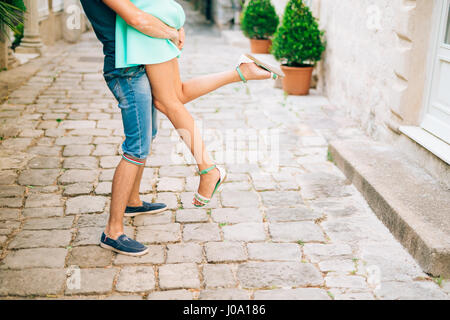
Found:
[236,66,247,83]
[198,164,217,175]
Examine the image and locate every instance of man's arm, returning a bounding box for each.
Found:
[102,0,180,45]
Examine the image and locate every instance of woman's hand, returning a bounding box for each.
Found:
[178,27,185,50]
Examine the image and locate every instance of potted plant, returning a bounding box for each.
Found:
[240,0,279,54]
[0,0,26,36]
[271,0,325,95]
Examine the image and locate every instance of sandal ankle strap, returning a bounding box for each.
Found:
[198,164,217,175]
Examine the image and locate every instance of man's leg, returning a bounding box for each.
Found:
[105,159,140,239]
[127,160,146,207]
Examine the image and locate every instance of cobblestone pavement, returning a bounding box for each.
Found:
[0,2,449,300]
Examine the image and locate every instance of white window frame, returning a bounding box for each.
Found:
[420,0,450,143]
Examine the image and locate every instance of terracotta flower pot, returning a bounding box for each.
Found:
[281,65,313,95]
[250,39,272,54]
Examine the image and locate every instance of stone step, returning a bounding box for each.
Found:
[329,139,450,278]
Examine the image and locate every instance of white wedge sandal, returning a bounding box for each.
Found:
[236,53,285,82]
[192,165,227,208]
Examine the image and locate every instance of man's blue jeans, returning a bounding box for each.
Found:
[104,65,158,165]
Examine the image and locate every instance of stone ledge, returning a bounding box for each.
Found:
[329,139,450,277]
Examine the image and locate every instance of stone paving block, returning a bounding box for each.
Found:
[58,169,98,184]
[254,288,331,300]
[0,197,22,208]
[157,177,184,192]
[202,264,236,288]
[0,208,19,220]
[66,196,107,215]
[297,172,353,200]
[59,120,96,129]
[99,169,115,181]
[114,245,165,265]
[63,182,94,196]
[67,245,113,268]
[0,185,24,198]
[303,243,353,263]
[237,262,323,288]
[73,226,114,246]
[23,207,64,218]
[76,213,108,228]
[0,170,17,185]
[9,230,72,249]
[94,181,112,195]
[322,216,393,243]
[221,190,259,207]
[0,220,20,234]
[18,169,60,186]
[318,259,356,273]
[222,223,266,242]
[247,243,301,261]
[134,211,172,226]
[27,185,58,194]
[28,146,61,157]
[325,274,368,290]
[63,145,94,156]
[158,263,200,289]
[260,191,304,207]
[199,289,251,300]
[23,217,74,230]
[265,206,321,222]
[211,208,262,223]
[25,193,63,208]
[0,269,66,296]
[136,224,181,244]
[65,268,117,295]
[159,165,195,177]
[358,243,427,282]
[147,289,193,300]
[63,157,98,170]
[329,288,375,300]
[166,243,203,263]
[373,281,448,300]
[269,222,325,242]
[55,136,92,146]
[183,223,221,242]
[28,157,61,169]
[175,209,209,223]
[0,248,67,269]
[93,144,117,156]
[100,156,121,168]
[116,266,156,292]
[205,241,247,262]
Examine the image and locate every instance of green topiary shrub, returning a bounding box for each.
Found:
[271,0,325,67]
[240,0,279,40]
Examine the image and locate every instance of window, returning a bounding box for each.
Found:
[446,6,450,44]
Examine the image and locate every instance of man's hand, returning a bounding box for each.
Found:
[103,0,178,40]
[178,27,185,50]
[169,29,180,48]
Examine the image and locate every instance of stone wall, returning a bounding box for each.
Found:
[318,0,434,142]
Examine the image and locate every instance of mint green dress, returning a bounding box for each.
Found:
[115,0,186,68]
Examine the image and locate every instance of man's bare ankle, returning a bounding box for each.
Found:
[104,228,123,240]
[127,200,143,207]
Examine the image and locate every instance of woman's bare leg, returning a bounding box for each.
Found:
[146,59,219,206]
[146,59,270,205]
[174,60,271,104]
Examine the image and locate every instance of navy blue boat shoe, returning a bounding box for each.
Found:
[124,201,167,217]
[100,232,149,256]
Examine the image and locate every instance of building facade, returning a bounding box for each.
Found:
[271,0,449,187]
